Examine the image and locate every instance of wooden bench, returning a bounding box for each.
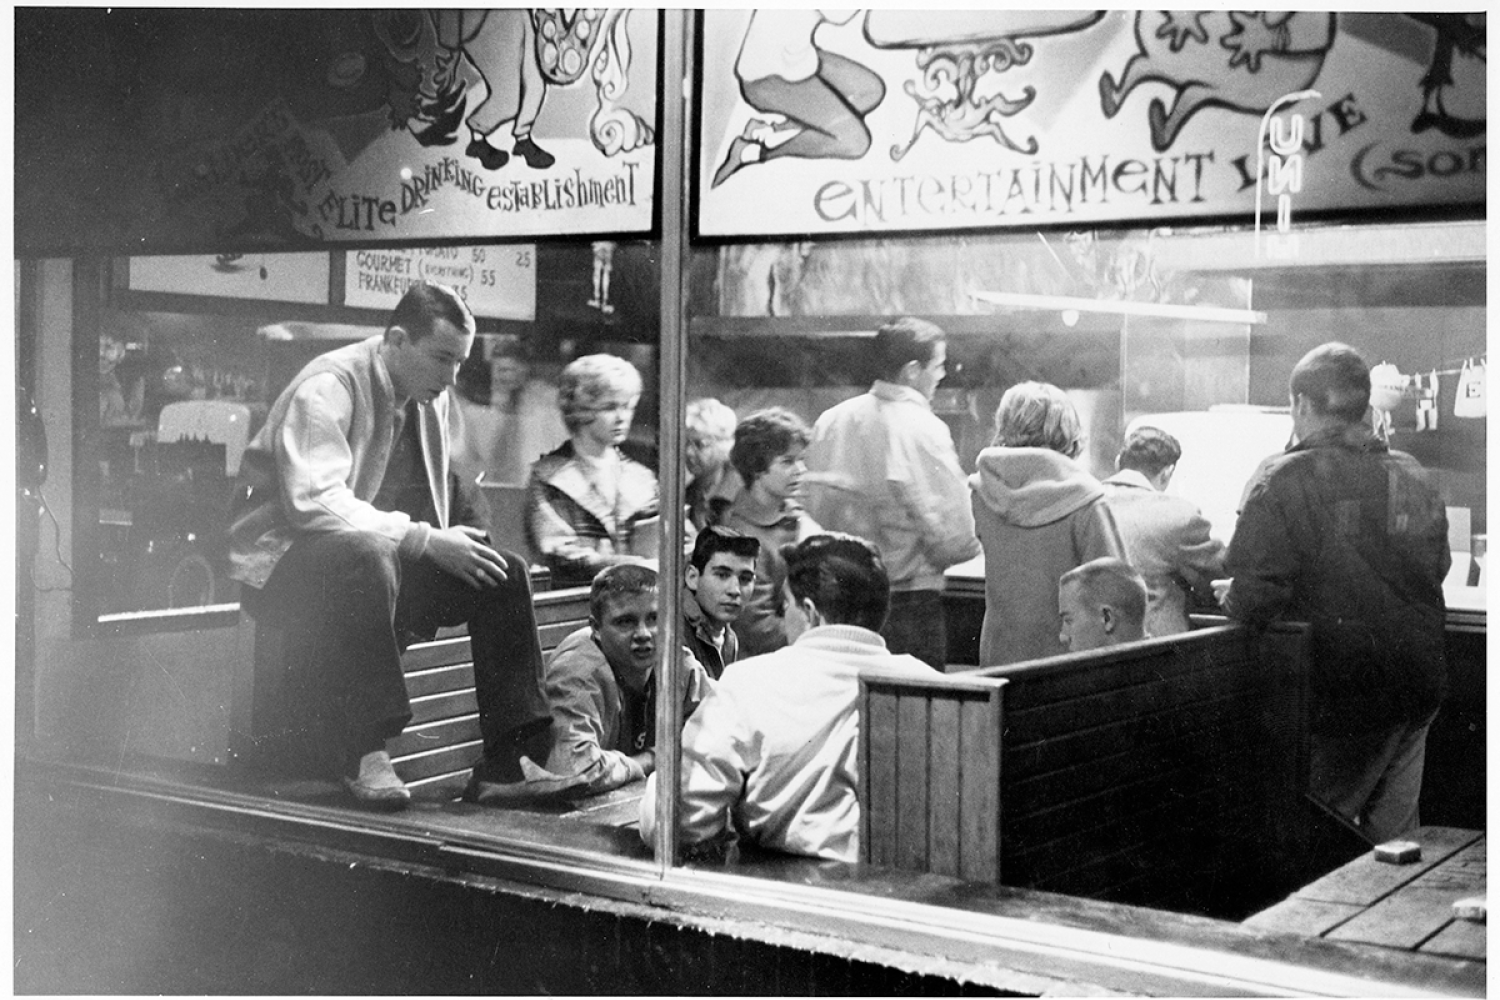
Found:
[234,579,592,799]
[859,623,1351,916]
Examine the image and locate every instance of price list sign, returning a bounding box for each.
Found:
[344,246,536,321]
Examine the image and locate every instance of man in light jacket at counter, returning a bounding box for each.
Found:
[640,533,936,862]
[801,317,980,669]
[1101,426,1225,636]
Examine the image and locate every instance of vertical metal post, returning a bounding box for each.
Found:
[652,7,693,876]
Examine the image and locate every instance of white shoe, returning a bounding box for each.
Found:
[342,749,411,809]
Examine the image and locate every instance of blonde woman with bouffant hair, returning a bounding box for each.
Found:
[525,353,659,588]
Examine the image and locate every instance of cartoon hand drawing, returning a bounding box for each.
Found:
[711,10,885,189]
[1406,13,1486,139]
[1100,11,1336,152]
[864,10,1104,161]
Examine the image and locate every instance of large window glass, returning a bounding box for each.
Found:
[673,218,1485,914]
[22,217,1484,925]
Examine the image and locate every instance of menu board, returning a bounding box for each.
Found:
[343,246,536,321]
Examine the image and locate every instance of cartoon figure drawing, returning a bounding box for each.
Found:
[863,10,1104,161]
[711,10,886,188]
[439,9,558,169]
[1406,13,1486,139]
[1100,12,1337,152]
[374,9,653,171]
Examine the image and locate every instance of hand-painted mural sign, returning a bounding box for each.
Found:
[696,10,1485,237]
[54,10,659,251]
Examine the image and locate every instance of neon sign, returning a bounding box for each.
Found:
[1255,90,1321,260]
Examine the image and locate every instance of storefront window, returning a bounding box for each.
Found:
[15,9,1486,987]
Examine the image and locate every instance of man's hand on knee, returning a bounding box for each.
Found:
[427,525,511,588]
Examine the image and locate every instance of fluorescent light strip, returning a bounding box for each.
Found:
[972,291,1267,326]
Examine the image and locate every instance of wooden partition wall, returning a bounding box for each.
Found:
[860,624,1326,917]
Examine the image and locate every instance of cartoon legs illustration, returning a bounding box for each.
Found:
[1100,65,1222,152]
[712,52,885,188]
[438,9,555,171]
[1407,13,1486,139]
[1100,12,1334,154]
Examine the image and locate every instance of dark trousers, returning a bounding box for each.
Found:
[243,530,551,779]
[881,589,947,671]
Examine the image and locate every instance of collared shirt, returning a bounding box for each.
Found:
[639,624,937,862]
[683,585,738,681]
[803,380,979,592]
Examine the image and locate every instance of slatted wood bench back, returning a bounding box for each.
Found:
[388,586,592,798]
[860,624,1309,910]
[241,584,592,799]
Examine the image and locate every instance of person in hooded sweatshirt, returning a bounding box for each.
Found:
[970,381,1127,666]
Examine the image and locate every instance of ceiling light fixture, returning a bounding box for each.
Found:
[972,290,1267,326]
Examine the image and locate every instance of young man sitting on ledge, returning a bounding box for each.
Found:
[228,282,561,810]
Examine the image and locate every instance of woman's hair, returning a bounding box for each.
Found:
[730,407,810,488]
[992,381,1083,458]
[685,398,737,445]
[557,353,643,432]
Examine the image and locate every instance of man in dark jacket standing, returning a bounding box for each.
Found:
[1220,343,1449,843]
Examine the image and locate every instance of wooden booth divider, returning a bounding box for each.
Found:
[860,624,1327,918]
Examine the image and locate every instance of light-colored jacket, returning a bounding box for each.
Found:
[228,336,453,589]
[1101,469,1225,637]
[639,624,936,862]
[541,625,712,794]
[970,446,1126,666]
[802,382,979,593]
